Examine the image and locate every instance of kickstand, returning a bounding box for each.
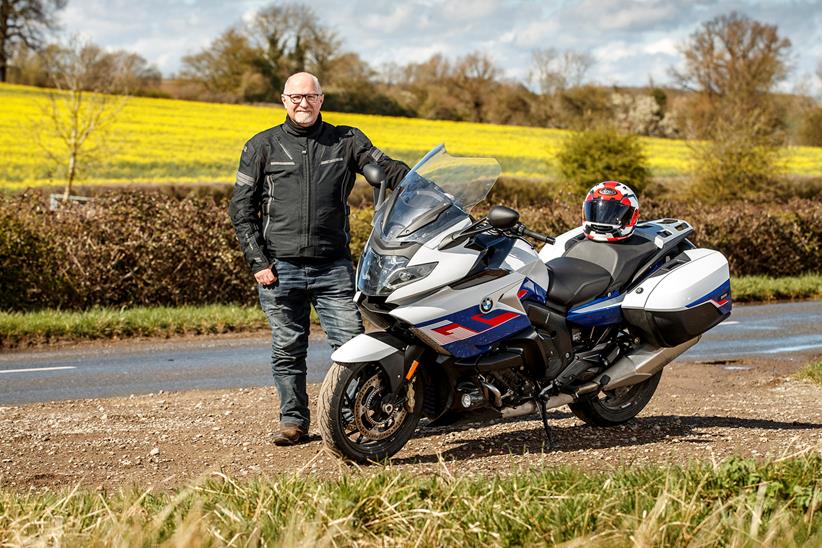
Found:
[536,397,556,451]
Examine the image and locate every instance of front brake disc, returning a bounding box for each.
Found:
[353,374,409,441]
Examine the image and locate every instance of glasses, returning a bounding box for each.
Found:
[282,93,323,104]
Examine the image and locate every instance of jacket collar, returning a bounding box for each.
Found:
[283,113,323,137]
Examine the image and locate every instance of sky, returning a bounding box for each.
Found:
[58,0,822,94]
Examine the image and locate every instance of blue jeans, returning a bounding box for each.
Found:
[258,257,363,430]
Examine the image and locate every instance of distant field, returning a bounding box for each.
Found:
[2,83,822,189]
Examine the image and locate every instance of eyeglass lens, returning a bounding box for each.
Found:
[285,94,320,104]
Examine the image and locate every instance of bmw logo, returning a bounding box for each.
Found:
[480,297,493,313]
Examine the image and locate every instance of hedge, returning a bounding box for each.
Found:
[0,191,819,311]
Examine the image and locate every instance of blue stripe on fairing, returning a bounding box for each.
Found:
[686,279,732,309]
[566,292,624,327]
[567,304,624,327]
[519,277,547,303]
[443,317,532,358]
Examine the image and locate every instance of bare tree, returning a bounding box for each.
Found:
[452,52,500,123]
[672,12,792,201]
[32,37,128,201]
[245,2,339,91]
[671,11,791,137]
[530,48,593,96]
[0,0,66,82]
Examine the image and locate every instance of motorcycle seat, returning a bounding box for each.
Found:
[563,233,660,292]
[545,256,612,309]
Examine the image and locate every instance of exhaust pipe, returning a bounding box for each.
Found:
[596,336,700,390]
[500,393,574,419]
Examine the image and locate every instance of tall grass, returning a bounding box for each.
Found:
[0,455,819,546]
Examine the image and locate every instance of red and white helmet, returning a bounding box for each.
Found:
[582,181,640,242]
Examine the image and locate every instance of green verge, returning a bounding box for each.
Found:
[732,273,822,303]
[1,275,820,349]
[0,456,820,546]
[795,361,822,386]
[0,304,269,348]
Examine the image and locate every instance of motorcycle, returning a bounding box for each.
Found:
[317,145,732,462]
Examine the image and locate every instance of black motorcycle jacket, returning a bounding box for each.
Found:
[229,114,409,274]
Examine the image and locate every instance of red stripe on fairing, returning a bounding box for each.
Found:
[433,323,477,336]
[471,311,518,326]
[711,299,729,307]
[517,289,527,298]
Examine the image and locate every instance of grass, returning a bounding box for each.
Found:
[0,455,819,546]
[3,82,822,189]
[731,274,822,303]
[0,304,269,348]
[0,275,819,349]
[795,361,822,386]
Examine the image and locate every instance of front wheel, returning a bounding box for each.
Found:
[317,361,423,463]
[568,371,662,426]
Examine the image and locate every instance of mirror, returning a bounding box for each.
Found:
[487,205,519,229]
[363,164,386,188]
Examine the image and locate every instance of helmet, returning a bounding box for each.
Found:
[582,181,639,242]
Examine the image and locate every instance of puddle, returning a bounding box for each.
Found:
[721,365,753,371]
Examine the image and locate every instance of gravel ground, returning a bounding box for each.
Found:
[1,353,820,491]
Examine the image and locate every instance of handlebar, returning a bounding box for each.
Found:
[440,218,556,251]
[514,224,555,244]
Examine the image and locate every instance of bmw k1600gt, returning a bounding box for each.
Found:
[318,145,732,462]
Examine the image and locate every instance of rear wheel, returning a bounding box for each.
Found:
[568,371,662,426]
[318,361,423,463]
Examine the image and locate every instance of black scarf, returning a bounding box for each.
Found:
[284,113,323,137]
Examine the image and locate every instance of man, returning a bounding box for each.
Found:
[229,72,409,446]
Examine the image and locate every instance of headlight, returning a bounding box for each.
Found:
[384,262,437,291]
[358,247,437,296]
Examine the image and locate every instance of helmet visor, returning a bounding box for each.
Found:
[584,200,635,227]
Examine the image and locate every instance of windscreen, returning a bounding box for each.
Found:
[372,145,502,243]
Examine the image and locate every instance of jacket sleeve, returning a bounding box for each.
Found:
[228,141,271,274]
[350,128,410,190]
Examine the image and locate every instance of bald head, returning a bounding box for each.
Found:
[283,72,322,95]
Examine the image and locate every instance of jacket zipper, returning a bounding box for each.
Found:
[302,143,310,250]
[263,175,272,240]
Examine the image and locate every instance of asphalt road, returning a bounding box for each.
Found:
[1,300,820,405]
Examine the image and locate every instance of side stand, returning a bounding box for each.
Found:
[536,397,556,451]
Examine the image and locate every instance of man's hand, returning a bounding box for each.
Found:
[255,266,278,286]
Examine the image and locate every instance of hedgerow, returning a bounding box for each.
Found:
[0,190,819,311]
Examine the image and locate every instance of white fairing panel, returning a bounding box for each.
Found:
[331,334,398,363]
[538,226,584,262]
[507,238,550,289]
[622,249,730,312]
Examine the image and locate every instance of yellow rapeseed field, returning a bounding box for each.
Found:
[1,82,821,190]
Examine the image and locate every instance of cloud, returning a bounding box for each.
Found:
[55,0,822,88]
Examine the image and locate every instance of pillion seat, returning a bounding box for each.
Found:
[563,233,660,292]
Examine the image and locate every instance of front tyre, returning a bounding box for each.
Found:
[568,371,662,426]
[318,361,423,463]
